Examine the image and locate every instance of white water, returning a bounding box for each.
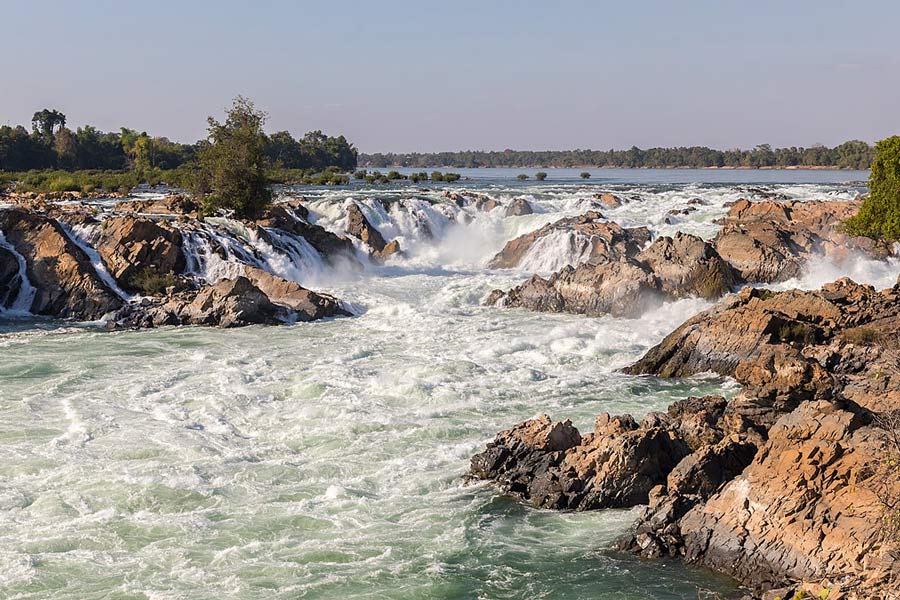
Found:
[2,172,896,599]
[61,222,135,302]
[0,232,36,315]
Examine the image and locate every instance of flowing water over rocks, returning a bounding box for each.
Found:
[1,170,896,599]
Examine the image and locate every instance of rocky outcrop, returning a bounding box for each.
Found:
[713,199,892,283]
[626,279,900,416]
[0,208,122,319]
[476,277,900,598]
[487,211,650,269]
[344,203,401,261]
[94,216,186,291]
[487,233,737,318]
[242,266,350,321]
[471,412,691,510]
[595,192,622,208]
[110,276,283,328]
[504,197,534,217]
[256,200,359,266]
[444,190,500,212]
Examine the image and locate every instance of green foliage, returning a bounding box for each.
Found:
[535,171,547,180]
[580,171,591,179]
[353,169,367,179]
[360,142,878,170]
[517,174,528,180]
[127,268,178,296]
[265,129,357,171]
[844,136,900,241]
[386,170,403,180]
[192,97,273,219]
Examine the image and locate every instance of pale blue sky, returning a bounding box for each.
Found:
[2,0,898,152]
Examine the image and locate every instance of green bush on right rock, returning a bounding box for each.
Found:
[845,135,900,241]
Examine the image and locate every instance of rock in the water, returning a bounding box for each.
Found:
[242,266,350,321]
[470,413,691,510]
[257,200,359,266]
[94,215,185,291]
[595,192,622,208]
[0,208,122,319]
[487,211,650,269]
[637,232,739,299]
[504,197,534,217]
[344,202,401,261]
[713,199,892,283]
[488,258,662,318]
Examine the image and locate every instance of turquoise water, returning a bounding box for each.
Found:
[1,172,887,599]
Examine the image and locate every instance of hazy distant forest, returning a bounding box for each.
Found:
[361,141,875,170]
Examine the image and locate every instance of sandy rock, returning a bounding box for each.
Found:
[242,266,350,321]
[95,216,185,291]
[595,192,622,208]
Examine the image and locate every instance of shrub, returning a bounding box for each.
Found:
[517,174,528,180]
[431,171,444,181]
[842,326,880,346]
[386,170,404,180]
[128,268,178,295]
[581,172,591,179]
[442,172,461,182]
[844,135,900,241]
[535,171,547,181]
[48,174,79,192]
[354,169,367,179]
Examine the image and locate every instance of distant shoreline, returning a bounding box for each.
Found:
[362,165,862,171]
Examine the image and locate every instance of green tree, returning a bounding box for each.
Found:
[192,97,272,219]
[535,171,547,180]
[580,172,591,179]
[845,136,900,241]
[31,109,66,141]
[517,173,528,180]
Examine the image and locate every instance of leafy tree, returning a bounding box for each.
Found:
[517,174,528,180]
[31,108,66,141]
[845,136,900,241]
[192,96,272,219]
[535,171,547,180]
[581,172,591,179]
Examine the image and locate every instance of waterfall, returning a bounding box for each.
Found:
[59,222,134,301]
[178,218,326,286]
[0,232,37,315]
[517,229,598,274]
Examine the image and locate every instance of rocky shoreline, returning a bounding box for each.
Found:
[472,278,900,598]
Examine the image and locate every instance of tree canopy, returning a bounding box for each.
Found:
[845,136,900,241]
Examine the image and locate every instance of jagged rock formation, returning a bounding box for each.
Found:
[256,199,359,266]
[487,211,651,269]
[344,202,401,261]
[712,199,892,283]
[487,232,737,318]
[474,278,900,598]
[0,202,352,327]
[0,208,122,318]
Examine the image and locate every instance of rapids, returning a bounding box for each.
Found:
[0,169,892,599]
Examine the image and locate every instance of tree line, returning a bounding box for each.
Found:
[360,142,876,170]
[0,107,357,173]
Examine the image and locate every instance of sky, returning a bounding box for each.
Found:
[2,0,899,153]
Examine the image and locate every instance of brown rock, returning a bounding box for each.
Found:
[637,232,739,299]
[504,197,534,217]
[95,216,185,292]
[242,266,350,321]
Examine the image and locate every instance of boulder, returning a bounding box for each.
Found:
[637,232,739,299]
[488,258,662,318]
[470,413,691,510]
[242,266,350,321]
[487,211,650,269]
[504,197,534,217]
[595,192,622,208]
[0,208,122,319]
[256,200,359,266]
[344,202,401,261]
[95,216,185,292]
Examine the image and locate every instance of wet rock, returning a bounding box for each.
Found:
[242,266,350,321]
[504,197,534,217]
[487,211,650,269]
[0,245,22,308]
[444,190,500,212]
[595,192,622,208]
[256,200,359,266]
[470,413,691,510]
[0,208,122,319]
[344,202,401,261]
[488,258,662,318]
